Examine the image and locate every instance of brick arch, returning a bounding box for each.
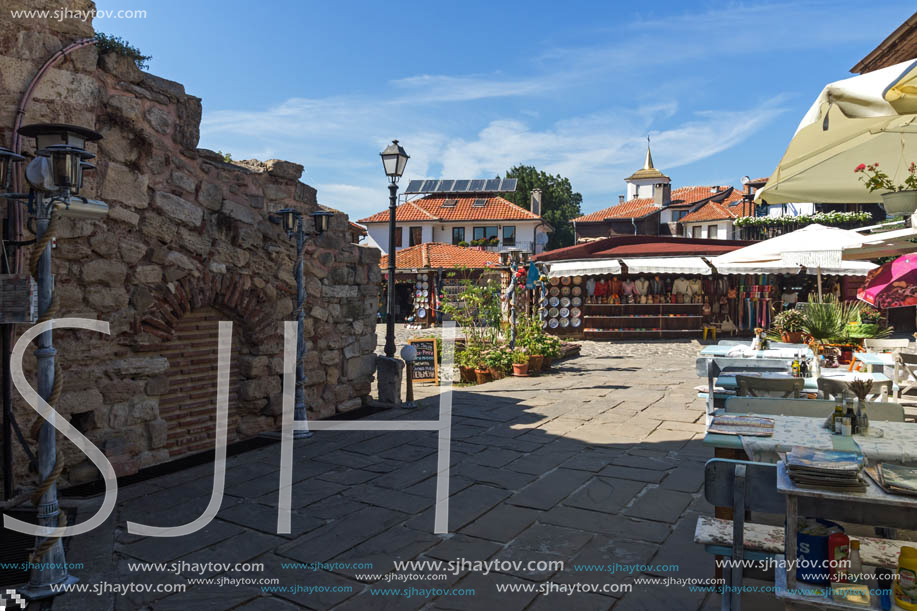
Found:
[137,272,275,341]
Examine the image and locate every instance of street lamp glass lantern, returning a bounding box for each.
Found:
[0,146,25,192]
[19,123,101,192]
[275,208,298,233]
[311,210,333,235]
[380,139,409,181]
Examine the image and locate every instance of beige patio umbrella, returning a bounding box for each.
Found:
[755,59,917,207]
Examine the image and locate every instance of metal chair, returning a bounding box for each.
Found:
[895,353,917,421]
[864,338,911,352]
[736,375,803,398]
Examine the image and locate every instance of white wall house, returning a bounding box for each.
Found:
[359,195,550,256]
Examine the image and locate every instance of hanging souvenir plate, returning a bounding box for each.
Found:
[573,276,583,285]
[559,307,570,318]
[570,317,582,327]
[560,297,571,308]
[421,273,428,281]
[541,319,548,328]
[572,286,582,296]
[422,289,428,297]
[571,297,582,306]
[548,318,559,329]
[417,308,426,318]
[549,296,560,307]
[549,277,560,286]
[561,286,571,296]
[570,307,582,318]
[416,282,423,289]
[549,286,560,296]
[560,317,570,327]
[539,308,548,318]
[422,281,429,289]
[548,307,559,317]
[561,276,572,285]
[416,290,423,297]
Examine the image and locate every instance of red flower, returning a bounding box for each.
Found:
[855,163,866,172]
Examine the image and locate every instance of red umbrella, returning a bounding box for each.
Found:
[858,253,917,309]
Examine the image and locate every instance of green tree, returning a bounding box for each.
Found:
[501,165,583,250]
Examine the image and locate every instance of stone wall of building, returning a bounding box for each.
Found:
[0,1,381,482]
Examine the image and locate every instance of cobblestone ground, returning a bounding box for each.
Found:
[58,328,778,611]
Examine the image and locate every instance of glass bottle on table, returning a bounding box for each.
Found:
[846,540,863,583]
[844,397,858,434]
[833,402,845,434]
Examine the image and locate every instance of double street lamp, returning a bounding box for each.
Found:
[379,140,409,358]
[272,208,333,439]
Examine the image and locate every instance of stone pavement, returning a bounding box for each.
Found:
[57,336,780,611]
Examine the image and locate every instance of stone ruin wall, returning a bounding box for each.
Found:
[0,1,381,483]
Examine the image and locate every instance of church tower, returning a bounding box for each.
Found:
[624,139,670,203]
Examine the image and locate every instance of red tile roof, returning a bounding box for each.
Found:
[379,242,501,270]
[678,189,754,223]
[574,186,738,222]
[359,196,540,223]
[592,242,743,257]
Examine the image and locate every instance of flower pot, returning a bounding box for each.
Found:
[512,362,529,376]
[528,355,544,372]
[459,366,475,384]
[488,366,505,380]
[881,190,917,215]
[474,368,492,384]
[782,331,804,344]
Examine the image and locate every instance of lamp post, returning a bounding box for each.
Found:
[379,140,409,358]
[503,248,524,349]
[16,123,107,600]
[0,146,25,502]
[272,208,332,439]
[400,344,417,409]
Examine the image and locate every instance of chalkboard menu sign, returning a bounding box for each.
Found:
[408,338,438,382]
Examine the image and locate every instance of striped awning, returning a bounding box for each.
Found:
[618,256,713,275]
[545,259,622,278]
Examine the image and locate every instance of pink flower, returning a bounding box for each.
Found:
[855,163,866,172]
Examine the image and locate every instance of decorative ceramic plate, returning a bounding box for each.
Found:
[550,277,560,286]
[573,276,583,285]
[561,276,572,285]
[421,273,428,280]
[422,289,428,296]
[570,317,581,327]
[422,281,429,289]
[416,282,423,289]
[549,286,560,296]
[416,290,423,297]
[570,307,582,318]
[548,318,559,328]
[560,317,570,327]
[561,286,571,296]
[542,319,548,328]
[572,286,582,296]
[559,307,570,318]
[571,297,582,306]
[549,296,560,307]
[417,308,426,318]
[560,297,571,308]
[548,307,559,317]
[539,308,548,317]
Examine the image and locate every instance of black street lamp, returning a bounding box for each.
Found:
[272,208,333,439]
[379,140,409,358]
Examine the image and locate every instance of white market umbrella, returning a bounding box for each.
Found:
[755,59,917,206]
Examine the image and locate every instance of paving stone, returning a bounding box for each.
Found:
[563,477,646,514]
[464,447,525,468]
[648,512,716,581]
[511,523,593,556]
[597,465,667,483]
[660,463,706,493]
[554,537,659,597]
[433,572,538,611]
[342,484,433,514]
[459,504,541,543]
[173,530,285,577]
[379,443,439,462]
[332,525,440,579]
[610,453,679,471]
[506,450,577,475]
[245,556,362,610]
[561,450,623,472]
[614,575,707,611]
[425,533,502,562]
[277,507,406,563]
[624,488,693,523]
[151,582,261,610]
[300,495,369,519]
[492,544,565,581]
[256,479,347,509]
[527,590,614,610]
[454,462,536,491]
[119,519,244,563]
[316,468,382,485]
[541,506,670,544]
[405,485,509,532]
[218,501,324,538]
[507,468,591,510]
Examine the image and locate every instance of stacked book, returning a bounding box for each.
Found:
[783,446,866,492]
[867,463,917,497]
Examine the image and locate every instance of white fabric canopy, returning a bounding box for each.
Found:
[755,59,917,205]
[545,259,622,278]
[710,225,877,276]
[619,257,713,275]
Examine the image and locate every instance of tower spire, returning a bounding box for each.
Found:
[643,135,654,170]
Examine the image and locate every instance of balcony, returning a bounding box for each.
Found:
[735,212,876,241]
[482,240,535,253]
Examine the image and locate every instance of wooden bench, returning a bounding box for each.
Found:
[694,458,913,611]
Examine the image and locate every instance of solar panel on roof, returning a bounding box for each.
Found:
[501,178,517,192]
[438,179,455,192]
[484,178,501,191]
[469,179,486,192]
[405,179,424,193]
[452,179,470,192]
[421,179,438,192]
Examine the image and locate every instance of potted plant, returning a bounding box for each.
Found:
[456,347,478,383]
[773,309,807,343]
[473,351,491,385]
[457,240,469,248]
[855,161,917,214]
[511,350,529,376]
[488,236,499,246]
[541,335,561,369]
[484,348,508,380]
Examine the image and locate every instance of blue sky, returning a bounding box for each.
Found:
[93,1,913,220]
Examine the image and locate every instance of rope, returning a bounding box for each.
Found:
[23,211,67,562]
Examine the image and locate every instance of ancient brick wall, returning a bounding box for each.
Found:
[0,1,381,482]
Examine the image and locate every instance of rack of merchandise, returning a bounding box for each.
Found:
[581,302,704,339]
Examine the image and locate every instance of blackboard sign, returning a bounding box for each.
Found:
[408,338,438,383]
